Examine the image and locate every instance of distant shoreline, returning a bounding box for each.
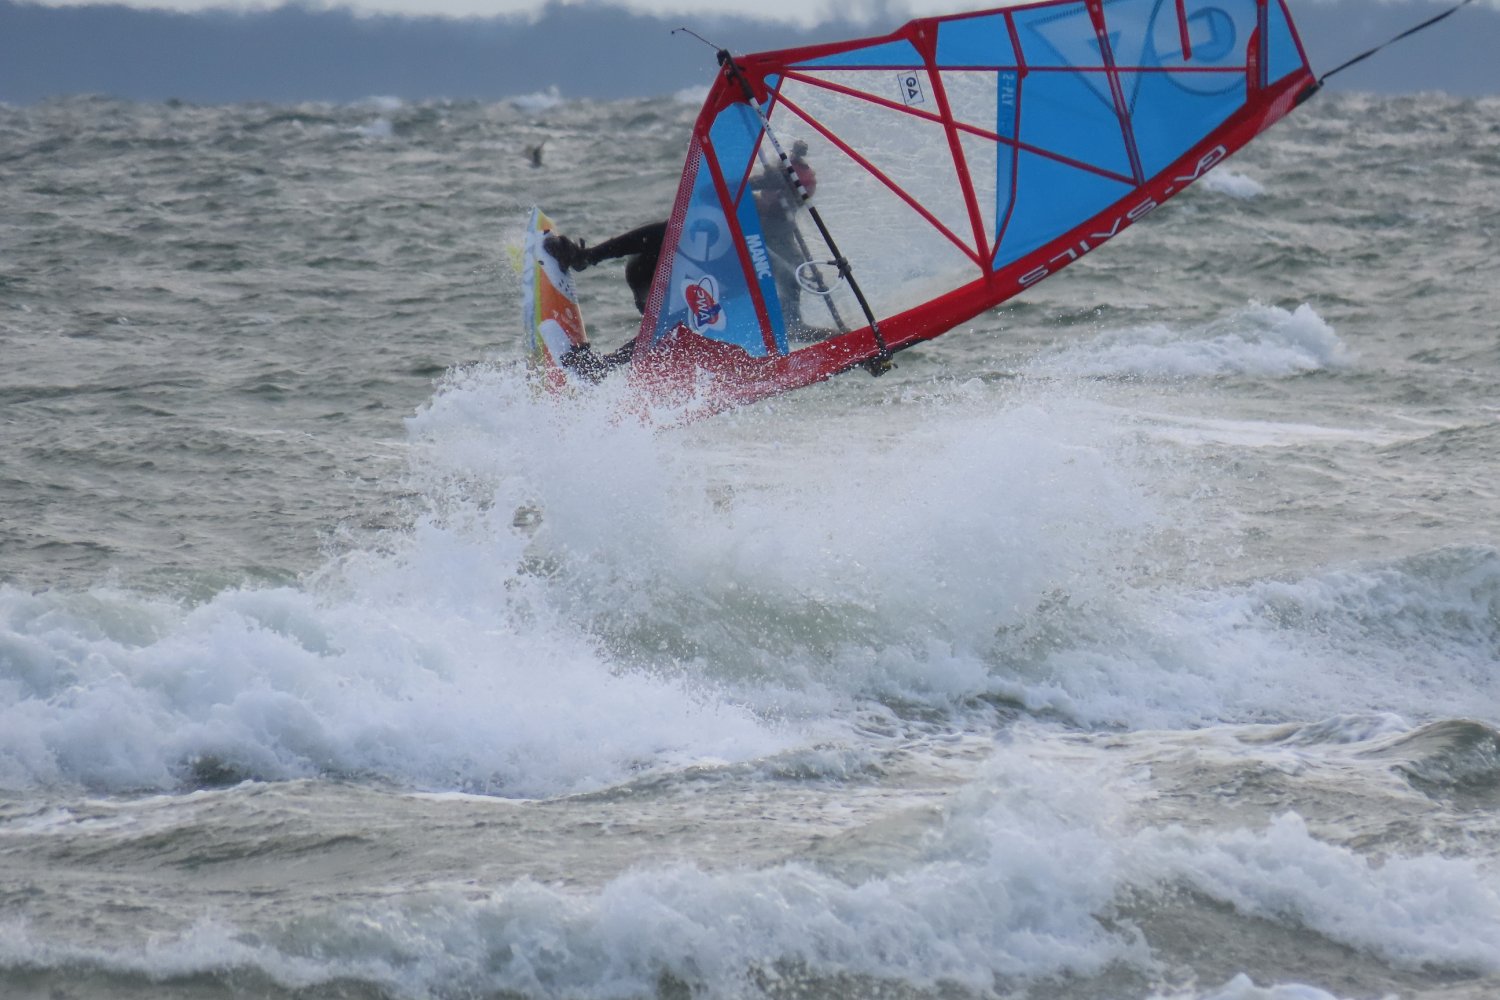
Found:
[2,0,1497,104]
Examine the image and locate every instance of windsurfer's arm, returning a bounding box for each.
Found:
[544,222,667,271]
[559,336,637,383]
[582,221,668,265]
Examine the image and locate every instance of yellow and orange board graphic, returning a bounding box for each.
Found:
[519,208,589,390]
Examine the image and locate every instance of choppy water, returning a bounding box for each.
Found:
[2,88,1499,1000]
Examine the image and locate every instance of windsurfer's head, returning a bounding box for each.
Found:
[787,141,816,197]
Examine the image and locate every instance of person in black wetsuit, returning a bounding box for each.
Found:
[546,221,667,316]
[543,221,666,379]
[542,141,818,377]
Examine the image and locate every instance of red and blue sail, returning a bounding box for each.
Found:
[629,0,1317,413]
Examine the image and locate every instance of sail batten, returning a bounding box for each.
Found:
[926,62,996,265]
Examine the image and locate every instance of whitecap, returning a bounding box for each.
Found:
[1201,168,1266,199]
[509,85,565,114]
[1027,302,1351,379]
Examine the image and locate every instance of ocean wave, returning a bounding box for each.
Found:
[990,545,1500,732]
[1137,811,1500,975]
[5,742,1497,998]
[1199,169,1266,199]
[509,85,565,113]
[0,571,797,796]
[0,750,1148,997]
[8,374,1494,797]
[1026,302,1350,380]
[1358,718,1500,798]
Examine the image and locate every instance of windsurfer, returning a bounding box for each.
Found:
[750,140,822,340]
[543,139,823,371]
[542,223,664,378]
[545,221,667,316]
[543,221,669,379]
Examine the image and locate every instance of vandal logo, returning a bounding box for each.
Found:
[897,71,925,107]
[683,275,726,333]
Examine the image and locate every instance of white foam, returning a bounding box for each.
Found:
[414,366,1171,705]
[1028,302,1350,379]
[9,739,1495,995]
[1002,546,1500,731]
[353,117,394,139]
[0,746,1152,995]
[509,85,564,114]
[1200,168,1266,199]
[0,386,802,796]
[1139,812,1500,974]
[1153,974,1357,1000]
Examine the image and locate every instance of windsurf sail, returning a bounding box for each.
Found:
[629,0,1317,414]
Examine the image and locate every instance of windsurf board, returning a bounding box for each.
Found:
[518,207,589,389]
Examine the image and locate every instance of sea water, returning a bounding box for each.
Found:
[1,89,1498,999]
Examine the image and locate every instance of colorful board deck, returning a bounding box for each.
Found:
[519,207,589,389]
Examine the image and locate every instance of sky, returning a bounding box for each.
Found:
[7,0,980,25]
[16,0,1499,23]
[3,0,1497,103]
[15,0,1500,25]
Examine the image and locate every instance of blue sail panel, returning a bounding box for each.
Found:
[1012,3,1112,78]
[1007,3,1138,180]
[935,13,1018,67]
[792,39,924,70]
[993,151,1133,269]
[1014,68,1136,181]
[710,101,765,197]
[1105,0,1259,177]
[650,136,771,359]
[1264,0,1305,84]
[1124,70,1248,177]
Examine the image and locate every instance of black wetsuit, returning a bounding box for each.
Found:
[583,221,668,315]
[552,222,665,381]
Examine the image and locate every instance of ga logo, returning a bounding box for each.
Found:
[683,275,725,333]
[897,71,925,107]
